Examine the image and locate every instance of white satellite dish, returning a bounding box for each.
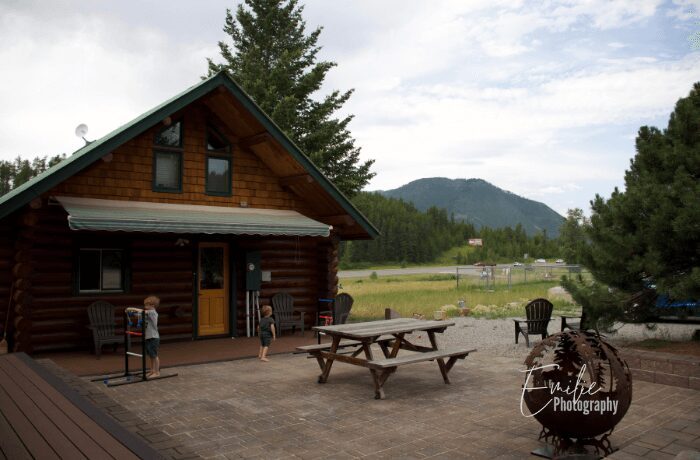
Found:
[75,123,92,145]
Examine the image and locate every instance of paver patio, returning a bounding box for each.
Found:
[44,346,700,459]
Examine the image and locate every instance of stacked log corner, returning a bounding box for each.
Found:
[318,234,340,302]
[13,208,37,353]
[0,219,15,352]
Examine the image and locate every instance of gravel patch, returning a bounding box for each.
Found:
[423,317,700,361]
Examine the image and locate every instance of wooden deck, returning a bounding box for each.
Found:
[0,353,161,459]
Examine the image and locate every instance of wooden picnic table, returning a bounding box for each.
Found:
[297,318,476,399]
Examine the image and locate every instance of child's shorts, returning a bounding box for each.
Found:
[145,338,160,358]
[260,333,272,347]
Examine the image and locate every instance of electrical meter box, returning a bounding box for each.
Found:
[245,251,261,291]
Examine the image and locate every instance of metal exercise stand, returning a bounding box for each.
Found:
[94,308,177,387]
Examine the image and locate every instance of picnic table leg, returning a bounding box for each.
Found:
[318,336,341,384]
[312,353,325,372]
[361,342,385,399]
[378,340,390,358]
[388,333,405,358]
[427,331,439,350]
[437,358,450,384]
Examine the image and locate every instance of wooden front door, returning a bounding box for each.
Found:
[198,243,229,336]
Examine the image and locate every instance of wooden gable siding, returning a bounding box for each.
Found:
[50,104,317,216]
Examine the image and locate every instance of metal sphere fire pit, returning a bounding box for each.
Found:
[522,330,633,457]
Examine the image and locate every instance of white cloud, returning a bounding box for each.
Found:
[0,4,216,157]
[668,0,700,19]
[0,0,698,217]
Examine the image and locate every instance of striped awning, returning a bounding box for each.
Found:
[56,196,331,237]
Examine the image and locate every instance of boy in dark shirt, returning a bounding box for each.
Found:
[257,305,276,362]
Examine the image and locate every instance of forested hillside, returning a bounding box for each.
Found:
[382,177,565,237]
[0,155,65,195]
[341,192,560,267]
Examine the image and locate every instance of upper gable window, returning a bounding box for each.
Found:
[153,151,182,192]
[155,121,182,147]
[153,120,183,193]
[206,127,229,153]
[205,126,232,196]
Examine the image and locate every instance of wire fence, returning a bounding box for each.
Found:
[455,264,587,290]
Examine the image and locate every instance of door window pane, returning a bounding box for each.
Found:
[200,247,224,290]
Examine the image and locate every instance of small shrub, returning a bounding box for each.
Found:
[441,304,460,317]
[369,271,378,280]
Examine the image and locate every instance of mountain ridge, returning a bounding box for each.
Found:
[379,177,565,237]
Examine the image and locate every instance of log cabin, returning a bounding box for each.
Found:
[0,71,378,353]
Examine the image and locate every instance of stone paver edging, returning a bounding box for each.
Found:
[621,348,700,390]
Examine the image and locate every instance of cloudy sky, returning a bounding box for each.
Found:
[1,0,699,216]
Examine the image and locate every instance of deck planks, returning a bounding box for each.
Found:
[0,353,159,460]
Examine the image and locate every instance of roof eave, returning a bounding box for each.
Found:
[219,75,380,239]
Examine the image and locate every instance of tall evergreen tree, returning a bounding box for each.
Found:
[558,208,589,264]
[207,0,374,196]
[0,154,65,196]
[564,82,700,326]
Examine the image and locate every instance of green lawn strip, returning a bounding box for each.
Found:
[342,276,580,321]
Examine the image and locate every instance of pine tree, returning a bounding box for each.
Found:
[559,208,589,264]
[583,82,700,303]
[207,0,374,196]
[0,154,66,197]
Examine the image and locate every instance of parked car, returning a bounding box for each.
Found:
[555,259,565,264]
[474,262,485,266]
[513,262,523,266]
[535,258,546,263]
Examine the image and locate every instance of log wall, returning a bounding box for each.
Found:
[11,203,194,353]
[6,202,339,351]
[0,221,14,350]
[235,237,331,334]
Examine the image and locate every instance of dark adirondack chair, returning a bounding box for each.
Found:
[271,293,305,336]
[560,315,582,331]
[87,301,121,358]
[514,298,553,347]
[333,293,354,325]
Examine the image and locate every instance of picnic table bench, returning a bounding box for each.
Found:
[296,318,476,399]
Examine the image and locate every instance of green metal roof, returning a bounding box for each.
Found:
[57,196,331,237]
[0,72,378,239]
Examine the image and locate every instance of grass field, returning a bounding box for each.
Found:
[341,274,581,321]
